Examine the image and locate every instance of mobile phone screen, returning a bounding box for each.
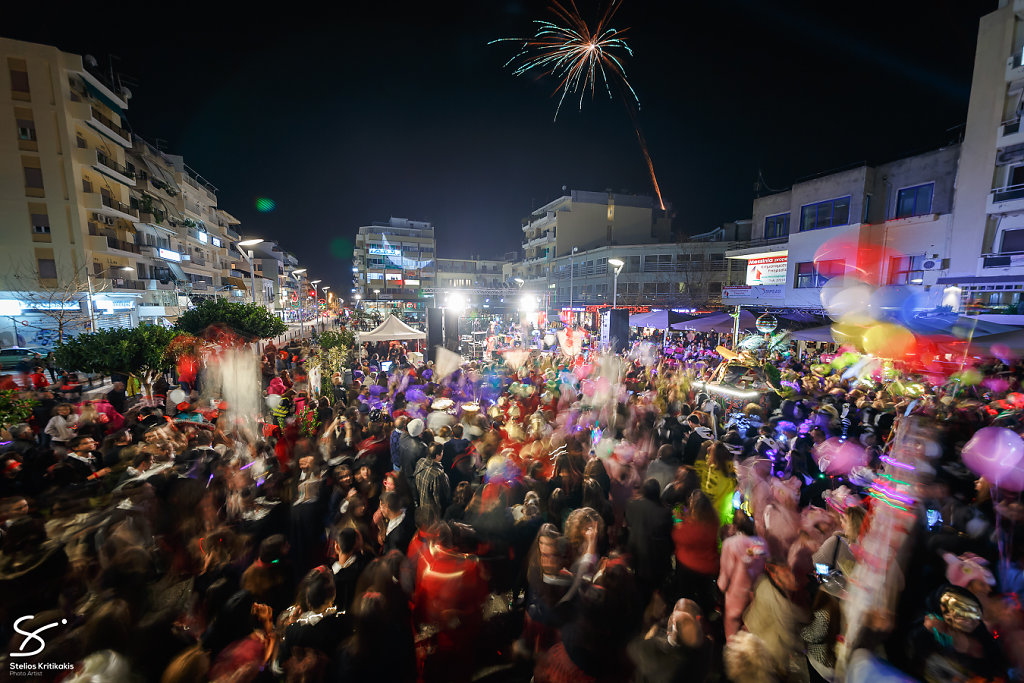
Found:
[814,563,830,575]
[926,509,941,529]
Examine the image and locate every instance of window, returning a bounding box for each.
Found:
[888,255,926,285]
[23,166,43,191]
[1002,229,1024,253]
[800,196,851,232]
[8,58,29,99]
[31,213,49,233]
[795,259,845,288]
[625,255,641,272]
[642,283,658,294]
[764,213,790,239]
[895,183,933,218]
[37,258,56,279]
[16,119,35,141]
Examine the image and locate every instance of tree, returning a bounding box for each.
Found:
[175,299,287,341]
[54,323,179,399]
[0,390,36,432]
[315,329,356,394]
[6,266,98,345]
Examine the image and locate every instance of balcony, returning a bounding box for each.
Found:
[83,191,139,222]
[525,232,555,248]
[998,118,1024,150]
[87,230,141,255]
[522,213,556,232]
[69,101,132,147]
[979,252,1024,269]
[188,255,207,266]
[74,147,136,187]
[987,184,1024,215]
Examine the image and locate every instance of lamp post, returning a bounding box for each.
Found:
[607,258,624,309]
[86,266,134,331]
[311,280,322,332]
[373,289,381,322]
[321,286,330,331]
[237,238,264,306]
[291,269,307,335]
[569,246,578,321]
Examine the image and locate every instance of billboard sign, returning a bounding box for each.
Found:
[722,285,785,300]
[369,247,401,257]
[746,256,787,286]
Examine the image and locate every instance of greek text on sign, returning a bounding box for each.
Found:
[722,285,785,300]
[368,247,401,257]
[746,256,787,285]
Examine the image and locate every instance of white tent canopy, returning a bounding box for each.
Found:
[357,315,426,343]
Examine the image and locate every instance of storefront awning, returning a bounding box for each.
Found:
[167,263,186,281]
[224,276,249,290]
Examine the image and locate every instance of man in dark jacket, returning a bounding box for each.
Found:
[380,491,415,554]
[397,418,427,497]
[683,415,713,466]
[625,478,674,604]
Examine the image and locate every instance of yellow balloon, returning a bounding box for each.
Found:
[831,322,866,351]
[862,323,915,360]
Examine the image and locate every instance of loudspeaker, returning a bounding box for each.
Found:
[443,309,460,352]
[426,308,443,363]
[602,308,629,354]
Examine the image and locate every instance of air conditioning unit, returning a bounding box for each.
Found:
[921,258,947,271]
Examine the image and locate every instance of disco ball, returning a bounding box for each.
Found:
[756,313,778,334]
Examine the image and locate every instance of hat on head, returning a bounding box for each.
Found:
[407,418,425,438]
[431,398,454,411]
[177,402,191,412]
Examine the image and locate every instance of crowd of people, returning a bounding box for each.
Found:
[0,325,1022,682]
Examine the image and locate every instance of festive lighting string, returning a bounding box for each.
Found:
[491,0,666,210]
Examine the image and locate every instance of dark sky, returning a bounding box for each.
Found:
[8,0,995,295]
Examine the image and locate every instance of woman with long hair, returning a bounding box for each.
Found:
[671,490,721,612]
[696,440,739,526]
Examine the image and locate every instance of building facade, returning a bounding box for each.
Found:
[518,189,673,285]
[724,146,960,311]
[943,1,1024,312]
[352,217,437,321]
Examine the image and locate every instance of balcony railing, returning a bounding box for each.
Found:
[1003,118,1022,136]
[992,183,1024,204]
[95,151,135,179]
[111,279,144,290]
[643,262,676,272]
[100,194,138,217]
[90,106,129,140]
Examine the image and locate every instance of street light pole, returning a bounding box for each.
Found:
[237,239,264,307]
[569,246,578,321]
[311,280,322,334]
[608,258,624,310]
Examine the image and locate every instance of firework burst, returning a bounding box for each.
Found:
[491,1,665,210]
[490,0,638,121]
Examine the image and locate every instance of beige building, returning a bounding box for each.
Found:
[0,37,142,342]
[518,190,673,285]
[352,217,437,322]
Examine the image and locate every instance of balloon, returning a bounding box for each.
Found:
[814,438,869,475]
[169,388,187,405]
[265,394,283,410]
[581,380,596,397]
[863,323,915,360]
[961,427,1024,488]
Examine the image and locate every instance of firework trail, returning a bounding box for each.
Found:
[491,0,666,210]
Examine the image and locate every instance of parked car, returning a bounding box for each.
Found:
[0,346,48,371]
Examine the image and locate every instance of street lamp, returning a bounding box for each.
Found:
[373,289,381,320]
[310,280,322,332]
[569,246,578,315]
[607,258,624,309]
[86,266,134,331]
[321,286,330,331]
[236,238,264,305]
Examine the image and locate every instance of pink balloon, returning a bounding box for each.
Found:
[595,377,610,394]
[816,439,868,475]
[961,427,1024,486]
[997,462,1024,493]
[581,380,596,397]
[813,437,840,466]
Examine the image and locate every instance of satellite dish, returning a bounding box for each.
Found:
[84,54,98,68]
[121,87,132,100]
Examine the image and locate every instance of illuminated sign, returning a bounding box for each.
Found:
[367,273,384,280]
[746,256,787,286]
[211,237,222,247]
[26,302,80,311]
[197,231,208,244]
[722,285,785,300]
[385,273,402,281]
[158,248,182,262]
[369,247,401,257]
[405,279,420,286]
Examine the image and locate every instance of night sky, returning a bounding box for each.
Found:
[7,0,995,295]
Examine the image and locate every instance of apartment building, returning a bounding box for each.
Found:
[0,37,143,343]
[724,145,960,311]
[944,1,1024,312]
[352,217,437,321]
[518,189,673,284]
